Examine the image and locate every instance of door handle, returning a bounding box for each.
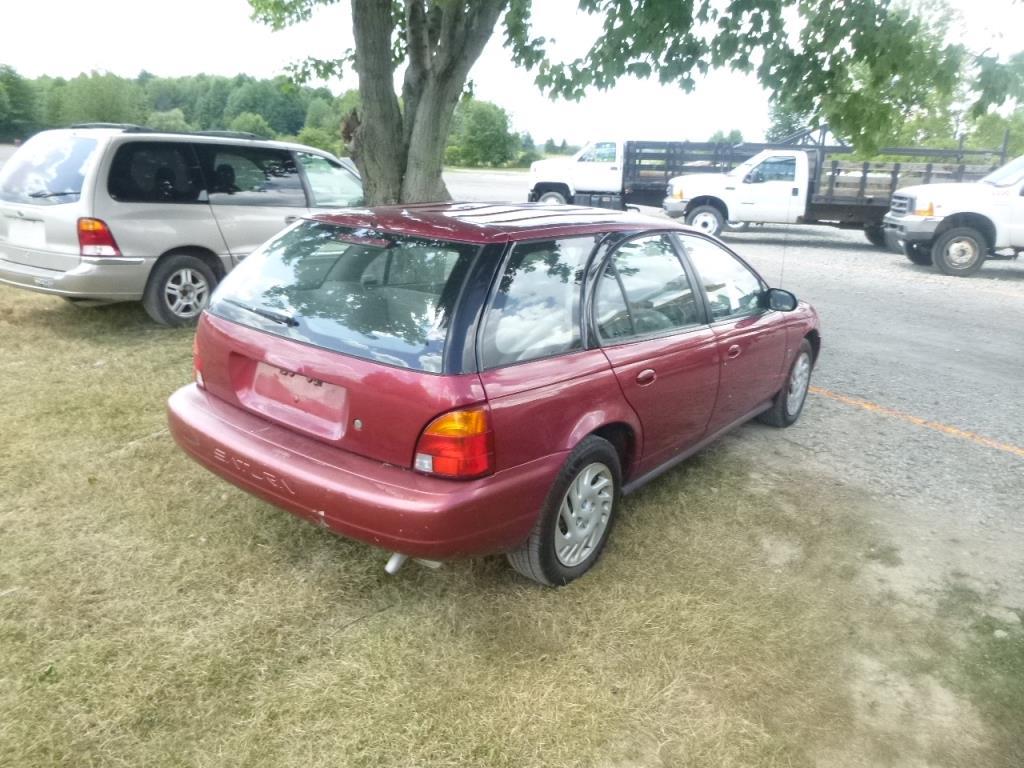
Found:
[285,215,299,224]
[792,187,799,196]
[635,368,657,386]
[726,344,742,359]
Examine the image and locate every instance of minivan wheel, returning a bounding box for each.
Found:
[507,435,621,586]
[758,338,814,428]
[143,253,216,326]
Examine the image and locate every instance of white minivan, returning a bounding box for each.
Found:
[0,125,363,325]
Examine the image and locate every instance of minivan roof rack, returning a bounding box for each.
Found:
[68,124,268,141]
[70,122,149,131]
[190,130,261,140]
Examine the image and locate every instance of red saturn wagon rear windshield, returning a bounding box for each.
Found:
[209,221,479,372]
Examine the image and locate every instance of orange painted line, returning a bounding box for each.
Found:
[809,386,1024,460]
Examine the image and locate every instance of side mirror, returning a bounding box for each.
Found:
[744,170,763,184]
[765,288,798,311]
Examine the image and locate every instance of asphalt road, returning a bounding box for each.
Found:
[2,145,1021,605]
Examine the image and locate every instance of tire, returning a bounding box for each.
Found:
[537,189,567,205]
[931,227,987,277]
[758,338,814,428]
[685,204,725,236]
[903,241,933,266]
[507,435,621,586]
[864,224,887,248]
[142,253,217,327]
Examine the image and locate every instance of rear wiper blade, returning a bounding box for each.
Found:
[223,299,299,327]
[27,190,79,198]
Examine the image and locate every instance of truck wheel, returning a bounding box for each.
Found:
[686,205,725,236]
[864,224,887,248]
[537,190,567,205]
[931,227,986,277]
[903,241,933,266]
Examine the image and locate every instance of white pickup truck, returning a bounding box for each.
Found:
[882,155,1024,276]
[528,139,1004,249]
[664,147,1002,246]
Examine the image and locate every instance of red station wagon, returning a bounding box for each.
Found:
[167,203,821,585]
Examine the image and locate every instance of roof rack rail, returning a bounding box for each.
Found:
[191,130,261,140]
[70,122,149,131]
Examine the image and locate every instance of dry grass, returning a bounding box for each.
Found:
[0,286,1016,767]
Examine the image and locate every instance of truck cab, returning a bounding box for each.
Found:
[528,140,625,205]
[663,149,810,235]
[883,155,1024,276]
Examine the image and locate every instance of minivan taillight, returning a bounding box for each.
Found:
[77,218,121,257]
[414,407,494,479]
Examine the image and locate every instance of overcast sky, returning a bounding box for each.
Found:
[2,0,1022,144]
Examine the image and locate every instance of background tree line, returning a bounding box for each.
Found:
[0,64,578,168]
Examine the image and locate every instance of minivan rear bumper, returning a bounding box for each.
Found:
[0,254,151,300]
[167,384,560,559]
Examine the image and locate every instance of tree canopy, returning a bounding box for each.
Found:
[248,0,1023,204]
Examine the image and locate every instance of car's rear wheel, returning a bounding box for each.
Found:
[903,241,933,266]
[758,338,814,428]
[143,253,217,327]
[931,227,986,276]
[685,205,725,236]
[507,435,621,586]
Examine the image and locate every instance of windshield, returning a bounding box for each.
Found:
[209,221,478,373]
[728,158,758,177]
[981,155,1024,187]
[0,132,100,205]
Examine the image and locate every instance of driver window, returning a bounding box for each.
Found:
[679,234,764,321]
[595,236,701,342]
[579,142,617,164]
[749,156,796,183]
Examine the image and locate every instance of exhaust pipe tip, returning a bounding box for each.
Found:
[384,552,408,576]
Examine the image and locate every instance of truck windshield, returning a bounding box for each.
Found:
[981,155,1024,187]
[209,221,478,373]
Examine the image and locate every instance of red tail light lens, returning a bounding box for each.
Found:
[77,218,121,257]
[414,408,494,479]
[192,334,205,389]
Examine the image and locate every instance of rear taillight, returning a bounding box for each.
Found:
[77,218,121,257]
[192,334,205,389]
[414,407,494,479]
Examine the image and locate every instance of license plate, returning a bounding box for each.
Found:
[8,219,46,248]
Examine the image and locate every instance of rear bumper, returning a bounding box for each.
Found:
[0,255,152,300]
[167,384,562,559]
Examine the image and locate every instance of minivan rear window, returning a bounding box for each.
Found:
[209,221,478,373]
[0,132,99,205]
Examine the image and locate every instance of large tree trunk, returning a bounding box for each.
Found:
[350,0,507,205]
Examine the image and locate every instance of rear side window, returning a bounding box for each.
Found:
[298,152,363,207]
[210,222,477,372]
[107,142,203,204]
[479,237,595,369]
[198,145,306,207]
[0,133,99,205]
